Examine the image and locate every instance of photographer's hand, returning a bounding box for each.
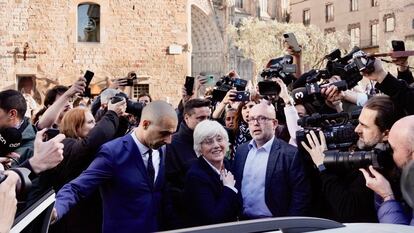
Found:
[181,86,192,105]
[109,78,128,89]
[362,58,388,84]
[29,129,65,174]
[0,171,19,233]
[223,89,237,105]
[211,89,236,119]
[392,56,409,72]
[274,78,292,105]
[65,77,86,97]
[50,208,58,224]
[321,85,344,112]
[194,76,208,98]
[360,165,394,201]
[37,77,86,129]
[284,41,302,78]
[107,99,127,116]
[301,130,327,167]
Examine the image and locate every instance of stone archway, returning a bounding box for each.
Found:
[189,1,225,77]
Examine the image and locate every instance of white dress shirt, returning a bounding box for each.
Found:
[241,136,275,218]
[131,132,160,183]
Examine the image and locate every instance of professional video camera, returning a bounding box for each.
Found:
[258,55,297,96]
[323,144,394,173]
[292,47,376,103]
[292,69,349,102]
[321,47,375,88]
[212,71,248,102]
[296,110,360,150]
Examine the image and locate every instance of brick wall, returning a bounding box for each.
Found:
[0,0,188,105]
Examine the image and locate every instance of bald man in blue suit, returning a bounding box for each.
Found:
[54,101,178,233]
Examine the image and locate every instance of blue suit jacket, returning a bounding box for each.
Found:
[55,134,167,233]
[233,138,311,217]
[183,157,240,227]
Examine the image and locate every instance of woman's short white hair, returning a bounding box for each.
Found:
[193,120,229,157]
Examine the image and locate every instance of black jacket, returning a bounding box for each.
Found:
[398,69,414,85]
[233,138,311,218]
[184,157,240,227]
[165,121,197,225]
[39,110,119,233]
[376,73,414,117]
[317,170,378,223]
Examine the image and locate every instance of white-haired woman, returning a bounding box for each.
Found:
[183,120,240,227]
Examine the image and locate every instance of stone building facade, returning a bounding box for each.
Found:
[289,0,414,53]
[0,0,286,105]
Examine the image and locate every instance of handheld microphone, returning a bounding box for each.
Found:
[291,87,310,103]
[0,127,22,156]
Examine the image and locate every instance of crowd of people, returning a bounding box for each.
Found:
[1,39,414,233]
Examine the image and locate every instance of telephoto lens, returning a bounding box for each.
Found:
[323,148,393,172]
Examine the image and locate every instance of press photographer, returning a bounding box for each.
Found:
[299,95,397,222]
[360,115,414,225]
[0,90,38,166]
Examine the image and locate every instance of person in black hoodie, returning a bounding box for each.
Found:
[37,100,126,233]
[165,98,211,227]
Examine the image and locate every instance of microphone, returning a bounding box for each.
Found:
[0,127,22,156]
[291,87,310,103]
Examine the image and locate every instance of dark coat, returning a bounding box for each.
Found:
[233,138,311,217]
[55,134,170,233]
[317,170,378,223]
[41,110,119,233]
[165,121,197,222]
[15,117,36,164]
[398,69,414,85]
[184,157,240,227]
[376,73,414,117]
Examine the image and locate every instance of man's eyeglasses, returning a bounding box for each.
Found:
[247,116,274,124]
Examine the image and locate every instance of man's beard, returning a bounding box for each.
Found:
[357,139,377,150]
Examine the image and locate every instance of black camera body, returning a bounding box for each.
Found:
[234,91,250,102]
[296,111,359,150]
[260,55,296,80]
[309,47,368,90]
[258,55,297,96]
[212,76,248,102]
[344,50,376,74]
[305,80,348,96]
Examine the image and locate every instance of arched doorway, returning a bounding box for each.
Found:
[189,2,225,77]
